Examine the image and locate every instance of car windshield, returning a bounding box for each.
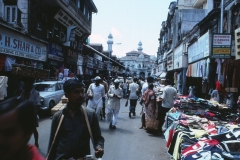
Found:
[34,84,55,92]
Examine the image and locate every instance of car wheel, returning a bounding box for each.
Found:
[49,101,55,115]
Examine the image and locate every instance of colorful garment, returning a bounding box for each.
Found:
[143,89,157,122]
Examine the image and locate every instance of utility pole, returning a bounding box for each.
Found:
[220,0,224,34]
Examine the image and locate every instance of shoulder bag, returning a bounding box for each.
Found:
[46,106,95,160]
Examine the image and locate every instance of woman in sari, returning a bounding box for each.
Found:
[142,83,158,129]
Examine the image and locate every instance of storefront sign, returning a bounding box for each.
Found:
[188,31,209,63]
[85,56,93,68]
[48,43,64,61]
[67,49,78,64]
[94,53,102,61]
[174,43,188,69]
[54,10,83,37]
[167,52,174,71]
[212,34,231,58]
[77,55,83,65]
[93,58,99,69]
[0,31,47,61]
[98,61,103,70]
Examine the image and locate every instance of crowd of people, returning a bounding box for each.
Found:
[0,74,178,160]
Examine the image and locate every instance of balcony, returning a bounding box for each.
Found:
[54,0,94,34]
[193,0,206,8]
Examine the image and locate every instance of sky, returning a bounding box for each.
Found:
[90,0,173,58]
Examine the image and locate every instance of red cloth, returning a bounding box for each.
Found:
[0,54,6,71]
[27,145,45,160]
[166,129,174,148]
[182,139,219,157]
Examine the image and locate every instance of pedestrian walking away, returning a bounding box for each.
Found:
[18,77,40,148]
[128,78,139,117]
[107,79,123,129]
[87,76,105,120]
[0,98,44,160]
[122,80,128,98]
[47,79,104,160]
[141,83,157,130]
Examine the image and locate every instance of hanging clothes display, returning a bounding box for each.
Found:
[5,56,16,72]
[0,76,8,100]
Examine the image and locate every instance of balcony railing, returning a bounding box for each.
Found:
[62,0,91,29]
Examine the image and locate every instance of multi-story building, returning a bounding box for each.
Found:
[158,0,240,98]
[119,41,156,78]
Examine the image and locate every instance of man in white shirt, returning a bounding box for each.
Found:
[107,79,123,129]
[128,78,139,117]
[159,79,178,132]
[122,80,128,98]
[87,76,105,120]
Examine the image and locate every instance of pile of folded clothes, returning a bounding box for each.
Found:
[164,112,240,160]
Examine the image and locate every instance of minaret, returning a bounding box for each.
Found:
[107,33,113,55]
[138,41,143,52]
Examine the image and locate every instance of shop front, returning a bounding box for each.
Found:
[0,25,47,97]
[48,42,64,78]
[65,48,78,77]
[166,51,174,82]
[173,43,188,94]
[187,31,210,98]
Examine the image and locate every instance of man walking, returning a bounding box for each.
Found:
[47,79,104,160]
[128,78,139,117]
[107,79,123,129]
[122,80,128,98]
[159,79,178,133]
[87,76,105,120]
[99,74,108,120]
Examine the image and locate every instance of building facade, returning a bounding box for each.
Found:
[157,0,240,102]
[119,41,156,78]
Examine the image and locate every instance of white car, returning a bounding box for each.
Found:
[34,81,64,112]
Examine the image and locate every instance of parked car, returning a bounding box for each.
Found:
[33,81,64,112]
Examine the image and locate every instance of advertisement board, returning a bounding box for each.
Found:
[212,34,231,58]
[188,31,209,63]
[0,31,47,61]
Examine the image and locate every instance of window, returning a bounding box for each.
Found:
[5,6,17,23]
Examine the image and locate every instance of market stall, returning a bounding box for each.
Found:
[162,96,240,160]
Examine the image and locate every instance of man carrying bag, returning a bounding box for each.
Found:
[47,79,104,160]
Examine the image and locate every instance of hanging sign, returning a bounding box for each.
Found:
[212,34,231,58]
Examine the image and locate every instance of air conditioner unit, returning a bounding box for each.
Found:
[60,32,66,41]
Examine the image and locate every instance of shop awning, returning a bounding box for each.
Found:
[83,44,125,68]
[159,72,167,78]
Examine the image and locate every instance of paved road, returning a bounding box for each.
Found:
[30,99,170,159]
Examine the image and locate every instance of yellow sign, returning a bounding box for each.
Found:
[212,48,231,54]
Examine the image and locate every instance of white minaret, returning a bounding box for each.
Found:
[138,41,143,52]
[107,33,113,55]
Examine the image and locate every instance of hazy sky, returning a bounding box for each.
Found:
[90,0,173,58]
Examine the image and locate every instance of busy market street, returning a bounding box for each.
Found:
[30,99,169,160]
[1,0,240,160]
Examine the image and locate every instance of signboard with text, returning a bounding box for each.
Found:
[212,34,231,58]
[188,31,209,63]
[0,32,47,61]
[48,43,64,61]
